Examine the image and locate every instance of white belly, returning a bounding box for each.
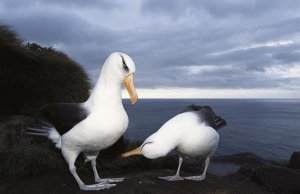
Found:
[62,109,128,152]
[176,125,219,157]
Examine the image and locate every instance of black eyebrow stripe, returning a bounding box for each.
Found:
[141,141,153,149]
[121,55,125,64]
[121,55,129,71]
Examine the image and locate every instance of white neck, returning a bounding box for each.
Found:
[85,66,123,109]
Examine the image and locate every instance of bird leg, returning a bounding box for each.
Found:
[158,156,184,181]
[63,150,116,191]
[184,156,210,181]
[69,165,116,190]
[91,159,124,183]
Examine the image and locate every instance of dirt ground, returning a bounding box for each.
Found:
[3,153,300,194]
[2,169,268,194]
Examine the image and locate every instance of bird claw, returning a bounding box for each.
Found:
[158,175,184,181]
[184,175,206,181]
[95,177,125,183]
[79,183,116,190]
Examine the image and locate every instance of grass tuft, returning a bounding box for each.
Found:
[0,142,65,180]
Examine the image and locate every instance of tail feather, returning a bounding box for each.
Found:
[25,119,62,149]
[215,116,227,130]
[37,119,53,127]
[26,127,48,134]
[25,131,48,136]
[215,117,222,123]
[182,104,227,131]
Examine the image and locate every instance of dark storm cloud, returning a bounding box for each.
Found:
[141,0,298,19]
[1,0,121,10]
[6,11,87,44]
[272,51,300,63]
[1,0,300,95]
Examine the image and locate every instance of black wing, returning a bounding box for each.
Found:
[182,104,227,130]
[41,103,89,135]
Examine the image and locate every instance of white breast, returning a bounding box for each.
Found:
[176,124,219,157]
[62,107,128,152]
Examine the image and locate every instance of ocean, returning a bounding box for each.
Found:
[123,99,300,162]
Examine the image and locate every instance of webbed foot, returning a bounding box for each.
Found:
[95,177,125,183]
[79,183,116,190]
[158,175,184,181]
[184,175,206,181]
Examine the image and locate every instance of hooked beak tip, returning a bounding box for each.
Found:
[131,96,138,104]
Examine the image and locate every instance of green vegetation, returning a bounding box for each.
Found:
[0,122,148,180]
[0,25,91,115]
[0,141,65,180]
[0,115,33,151]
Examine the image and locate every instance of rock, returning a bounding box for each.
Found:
[212,152,270,166]
[289,151,300,169]
[238,163,256,177]
[253,165,300,194]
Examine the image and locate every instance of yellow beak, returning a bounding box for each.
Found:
[121,147,142,157]
[123,73,138,104]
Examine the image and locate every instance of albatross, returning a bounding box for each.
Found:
[122,105,226,181]
[26,52,138,190]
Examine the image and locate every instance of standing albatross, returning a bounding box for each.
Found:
[26,52,138,190]
[122,105,226,181]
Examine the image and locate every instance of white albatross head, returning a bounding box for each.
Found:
[99,52,138,104]
[121,133,174,159]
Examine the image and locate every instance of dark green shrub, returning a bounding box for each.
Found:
[0,115,33,151]
[0,141,65,180]
[0,137,149,180]
[0,25,91,115]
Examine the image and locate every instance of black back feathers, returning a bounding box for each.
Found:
[182,104,227,130]
[41,103,88,135]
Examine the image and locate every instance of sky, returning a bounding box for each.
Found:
[1,0,300,98]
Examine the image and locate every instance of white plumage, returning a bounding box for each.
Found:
[122,105,226,181]
[48,127,61,148]
[26,52,138,190]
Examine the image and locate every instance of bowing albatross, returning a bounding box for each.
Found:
[26,52,138,190]
[122,105,226,181]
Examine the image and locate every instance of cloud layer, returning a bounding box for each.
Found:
[1,0,300,97]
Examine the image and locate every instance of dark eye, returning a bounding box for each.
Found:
[121,56,129,71]
[123,63,128,70]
